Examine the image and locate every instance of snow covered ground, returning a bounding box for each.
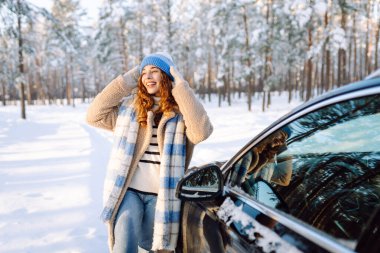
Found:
[0,94,301,253]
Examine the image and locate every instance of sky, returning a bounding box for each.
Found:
[28,0,102,26]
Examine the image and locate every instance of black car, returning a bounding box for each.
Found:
[175,77,380,253]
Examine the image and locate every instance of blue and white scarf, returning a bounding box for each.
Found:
[101,99,186,251]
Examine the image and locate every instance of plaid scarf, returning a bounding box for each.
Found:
[230,151,254,187]
[101,99,186,251]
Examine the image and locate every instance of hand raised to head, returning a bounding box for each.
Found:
[170,66,185,86]
[123,65,140,88]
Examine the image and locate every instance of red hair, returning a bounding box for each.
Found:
[135,70,178,126]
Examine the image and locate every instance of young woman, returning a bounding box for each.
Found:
[86,52,213,253]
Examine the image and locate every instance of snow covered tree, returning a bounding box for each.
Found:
[95,0,131,79]
[48,0,85,106]
[2,0,380,110]
[0,0,46,117]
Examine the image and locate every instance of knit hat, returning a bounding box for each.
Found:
[140,52,175,81]
[281,126,292,138]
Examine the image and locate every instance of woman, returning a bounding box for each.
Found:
[86,52,213,253]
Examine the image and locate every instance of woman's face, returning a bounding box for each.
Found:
[141,65,162,96]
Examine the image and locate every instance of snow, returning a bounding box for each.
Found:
[330,27,347,50]
[217,197,302,253]
[313,2,327,17]
[283,0,313,28]
[0,94,301,252]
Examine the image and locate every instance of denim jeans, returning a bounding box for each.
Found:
[113,189,157,253]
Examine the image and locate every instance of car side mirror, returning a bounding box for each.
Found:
[176,164,224,201]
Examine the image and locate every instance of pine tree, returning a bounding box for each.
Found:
[49,0,85,106]
[0,0,41,117]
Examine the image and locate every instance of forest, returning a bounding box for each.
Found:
[0,0,379,118]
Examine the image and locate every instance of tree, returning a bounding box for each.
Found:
[2,0,380,110]
[49,0,85,106]
[0,0,39,118]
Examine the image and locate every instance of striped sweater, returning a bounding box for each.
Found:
[129,125,160,194]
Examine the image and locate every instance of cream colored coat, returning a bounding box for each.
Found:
[86,70,213,251]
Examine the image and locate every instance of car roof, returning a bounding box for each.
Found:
[270,77,380,131]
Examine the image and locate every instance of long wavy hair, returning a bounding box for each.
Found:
[135,70,178,126]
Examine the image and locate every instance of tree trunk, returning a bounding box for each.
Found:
[119,17,128,72]
[207,50,212,102]
[35,56,46,104]
[337,3,347,86]
[262,0,273,110]
[138,7,143,62]
[338,49,346,87]
[331,58,335,89]
[314,58,319,96]
[324,6,331,91]
[227,64,232,106]
[242,6,253,111]
[166,0,172,53]
[353,13,358,81]
[375,20,380,70]
[81,77,85,103]
[262,90,266,112]
[17,0,26,119]
[365,1,372,76]
[230,60,234,103]
[65,64,72,105]
[360,40,364,80]
[218,87,222,107]
[320,49,325,94]
[295,71,300,98]
[26,69,32,105]
[223,75,229,106]
[1,82,6,106]
[247,84,252,111]
[300,66,306,101]
[70,55,75,107]
[306,27,313,101]
[93,60,100,94]
[238,81,241,99]
[347,34,353,83]
[288,70,292,103]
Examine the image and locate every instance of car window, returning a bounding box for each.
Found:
[227,93,380,249]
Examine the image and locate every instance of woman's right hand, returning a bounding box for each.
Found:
[122,65,140,88]
[170,66,186,87]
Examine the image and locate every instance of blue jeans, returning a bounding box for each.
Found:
[113,189,157,253]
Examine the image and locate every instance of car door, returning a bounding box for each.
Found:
[178,84,380,253]
[221,89,380,252]
[178,163,250,253]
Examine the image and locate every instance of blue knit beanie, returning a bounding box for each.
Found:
[281,126,292,138]
[140,52,175,81]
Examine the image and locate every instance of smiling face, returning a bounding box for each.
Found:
[141,65,163,96]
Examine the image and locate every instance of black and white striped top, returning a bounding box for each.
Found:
[129,125,161,195]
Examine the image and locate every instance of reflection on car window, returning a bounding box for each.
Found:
[228,94,380,249]
[229,128,293,190]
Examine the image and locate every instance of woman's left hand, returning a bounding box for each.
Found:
[170,66,185,87]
